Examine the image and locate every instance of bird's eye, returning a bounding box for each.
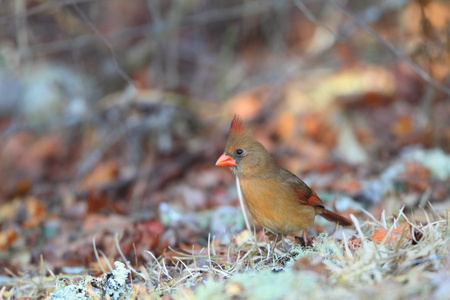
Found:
[236,149,244,155]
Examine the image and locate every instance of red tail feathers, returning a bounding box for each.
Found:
[320,209,352,226]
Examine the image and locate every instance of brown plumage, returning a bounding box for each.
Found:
[216,115,351,236]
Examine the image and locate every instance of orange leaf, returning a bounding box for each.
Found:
[301,114,321,138]
[391,115,414,137]
[0,229,17,251]
[347,236,360,250]
[24,197,47,228]
[90,257,114,275]
[81,161,119,189]
[276,111,296,141]
[370,223,411,245]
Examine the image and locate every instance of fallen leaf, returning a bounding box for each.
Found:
[391,115,414,137]
[139,219,165,236]
[29,135,62,162]
[396,161,431,192]
[370,223,412,245]
[301,114,321,137]
[293,256,328,274]
[329,178,362,194]
[276,111,296,141]
[11,179,33,198]
[0,228,17,251]
[300,113,336,146]
[86,192,109,214]
[90,257,114,275]
[347,235,360,250]
[23,197,47,228]
[81,161,119,189]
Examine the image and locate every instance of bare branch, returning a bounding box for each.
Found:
[69,1,135,88]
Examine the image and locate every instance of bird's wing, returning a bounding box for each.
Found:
[281,168,324,208]
[281,169,352,226]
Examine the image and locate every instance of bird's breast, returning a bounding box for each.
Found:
[238,176,315,235]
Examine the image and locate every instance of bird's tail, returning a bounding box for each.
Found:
[320,209,352,226]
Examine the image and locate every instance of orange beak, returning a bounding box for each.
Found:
[215,153,237,167]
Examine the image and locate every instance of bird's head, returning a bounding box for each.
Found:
[216,115,276,178]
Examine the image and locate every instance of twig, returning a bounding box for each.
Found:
[208,233,212,269]
[69,1,135,87]
[0,0,99,26]
[293,0,338,39]
[187,0,283,24]
[14,0,29,62]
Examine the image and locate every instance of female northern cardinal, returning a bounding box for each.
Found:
[216,115,351,238]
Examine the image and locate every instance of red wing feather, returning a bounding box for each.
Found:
[293,187,324,208]
[294,186,352,226]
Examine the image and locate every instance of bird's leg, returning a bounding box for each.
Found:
[303,231,314,247]
[295,231,311,248]
[282,236,291,251]
[270,233,279,256]
[265,231,278,251]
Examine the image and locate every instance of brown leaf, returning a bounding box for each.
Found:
[293,256,328,274]
[139,219,164,236]
[29,135,62,162]
[23,197,47,229]
[300,113,336,146]
[11,179,33,198]
[86,192,109,214]
[397,162,431,193]
[81,161,119,190]
[329,178,362,194]
[391,115,414,137]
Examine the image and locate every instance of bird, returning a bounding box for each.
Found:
[215,115,352,243]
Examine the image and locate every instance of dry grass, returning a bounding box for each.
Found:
[1,206,448,299]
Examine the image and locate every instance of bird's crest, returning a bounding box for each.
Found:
[230,115,245,135]
[226,115,254,149]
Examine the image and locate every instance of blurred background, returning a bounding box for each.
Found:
[0,0,449,274]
